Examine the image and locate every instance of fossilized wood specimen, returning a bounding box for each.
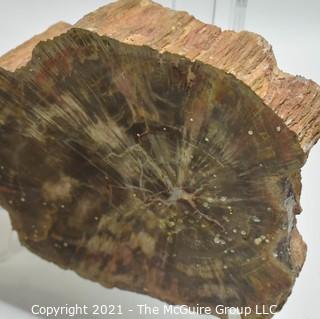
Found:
[0,29,307,318]
[0,0,319,318]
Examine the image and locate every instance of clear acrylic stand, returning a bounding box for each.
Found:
[229,0,248,31]
[0,209,22,262]
[171,0,248,31]
[211,0,217,24]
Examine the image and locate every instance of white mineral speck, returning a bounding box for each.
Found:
[252,216,261,223]
[248,130,254,135]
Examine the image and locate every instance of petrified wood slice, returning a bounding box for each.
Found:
[0,29,306,318]
[0,0,319,154]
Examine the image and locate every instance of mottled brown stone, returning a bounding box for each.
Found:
[0,1,318,318]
